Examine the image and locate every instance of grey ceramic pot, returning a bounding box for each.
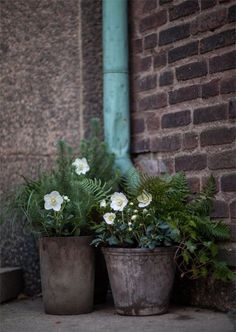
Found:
[39,236,94,315]
[102,247,176,316]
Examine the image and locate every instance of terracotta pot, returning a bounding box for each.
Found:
[102,247,176,316]
[39,236,94,315]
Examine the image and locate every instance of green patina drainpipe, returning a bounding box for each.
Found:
[103,0,137,179]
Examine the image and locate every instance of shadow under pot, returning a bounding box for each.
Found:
[39,236,94,315]
[102,246,176,316]
[94,247,109,304]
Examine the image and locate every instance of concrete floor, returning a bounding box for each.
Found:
[0,297,235,332]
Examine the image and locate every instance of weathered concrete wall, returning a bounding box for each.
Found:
[0,0,102,295]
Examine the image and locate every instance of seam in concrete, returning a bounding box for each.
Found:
[78,0,84,140]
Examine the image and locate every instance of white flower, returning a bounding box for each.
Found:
[103,212,116,225]
[128,227,132,231]
[128,221,132,226]
[110,192,128,211]
[137,191,152,208]
[63,195,70,202]
[129,202,134,206]
[100,199,107,208]
[72,157,90,175]
[44,191,63,212]
[134,210,138,213]
[131,215,137,221]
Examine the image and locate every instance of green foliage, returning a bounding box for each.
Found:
[80,118,119,190]
[3,118,120,236]
[92,197,178,249]
[93,172,234,282]
[187,175,216,216]
[4,139,112,237]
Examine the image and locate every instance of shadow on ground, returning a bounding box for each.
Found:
[0,297,235,332]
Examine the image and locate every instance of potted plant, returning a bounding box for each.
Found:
[9,141,110,315]
[79,118,119,304]
[92,173,235,316]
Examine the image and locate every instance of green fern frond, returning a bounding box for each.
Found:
[203,175,216,198]
[79,118,119,189]
[197,219,230,241]
[121,169,141,197]
[79,178,111,202]
[187,176,216,216]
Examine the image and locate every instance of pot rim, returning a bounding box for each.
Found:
[102,246,176,255]
[39,235,93,240]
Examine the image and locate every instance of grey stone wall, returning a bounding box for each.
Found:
[0,0,103,295]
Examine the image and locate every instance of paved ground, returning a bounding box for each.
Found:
[0,297,235,332]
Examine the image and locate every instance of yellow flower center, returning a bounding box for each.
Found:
[50,197,57,206]
[117,199,123,206]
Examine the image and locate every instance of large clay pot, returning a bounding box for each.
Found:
[39,236,94,315]
[102,247,176,316]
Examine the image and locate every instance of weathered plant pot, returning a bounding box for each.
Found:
[39,236,94,315]
[102,247,176,316]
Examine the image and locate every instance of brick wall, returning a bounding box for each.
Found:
[130,0,236,224]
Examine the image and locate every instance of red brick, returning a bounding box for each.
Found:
[230,200,236,218]
[132,39,142,54]
[187,177,200,193]
[143,0,157,13]
[137,74,157,92]
[209,50,236,74]
[139,10,167,32]
[162,110,191,128]
[151,134,181,152]
[191,8,227,35]
[211,200,229,218]
[228,5,236,23]
[220,76,236,94]
[202,79,219,99]
[183,132,198,150]
[132,137,150,153]
[168,41,198,64]
[144,33,158,49]
[154,51,167,68]
[160,0,173,4]
[139,93,167,111]
[146,112,160,131]
[229,98,236,119]
[208,150,236,170]
[132,117,145,134]
[139,56,152,72]
[221,173,236,192]
[176,60,207,81]
[169,0,199,21]
[159,70,173,86]
[201,0,216,10]
[169,85,200,105]
[200,127,236,147]
[193,104,228,124]
[200,29,236,54]
[159,23,190,46]
[175,154,207,171]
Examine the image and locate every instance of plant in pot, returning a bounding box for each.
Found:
[92,172,235,316]
[79,118,120,304]
[9,141,110,315]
